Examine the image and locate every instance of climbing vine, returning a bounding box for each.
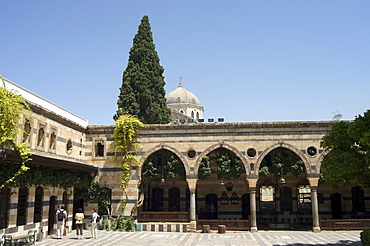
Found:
[0,75,32,189]
[113,114,144,211]
[0,162,92,189]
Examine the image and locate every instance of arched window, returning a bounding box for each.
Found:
[152,187,163,211]
[63,191,68,212]
[49,132,56,150]
[0,187,11,229]
[176,97,181,103]
[37,128,45,147]
[352,186,365,212]
[191,111,194,119]
[168,187,180,211]
[23,120,31,143]
[66,139,73,154]
[196,112,200,120]
[34,186,44,223]
[17,186,29,226]
[280,186,292,211]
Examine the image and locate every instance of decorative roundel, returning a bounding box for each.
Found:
[307,146,317,157]
[247,148,257,158]
[187,149,196,159]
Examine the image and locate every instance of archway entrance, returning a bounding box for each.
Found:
[138,149,188,222]
[196,147,249,230]
[330,193,342,219]
[48,196,56,235]
[258,147,310,230]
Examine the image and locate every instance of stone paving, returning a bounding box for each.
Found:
[34,229,363,246]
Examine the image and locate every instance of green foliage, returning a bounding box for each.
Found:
[75,180,111,210]
[259,147,305,179]
[0,75,32,189]
[110,213,135,231]
[198,156,211,180]
[321,110,370,188]
[0,162,92,189]
[216,148,243,180]
[143,150,186,181]
[114,15,171,124]
[113,114,143,212]
[361,229,370,246]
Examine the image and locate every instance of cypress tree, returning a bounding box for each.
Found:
[114,16,171,124]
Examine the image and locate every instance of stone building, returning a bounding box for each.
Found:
[1,77,369,240]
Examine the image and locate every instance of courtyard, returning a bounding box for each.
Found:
[35,229,362,246]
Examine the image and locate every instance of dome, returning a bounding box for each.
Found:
[166,79,201,106]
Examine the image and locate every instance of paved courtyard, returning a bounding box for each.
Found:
[35,229,362,246]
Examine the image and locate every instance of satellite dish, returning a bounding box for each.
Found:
[332,114,342,121]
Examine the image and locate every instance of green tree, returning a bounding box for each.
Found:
[216,148,243,180]
[0,75,32,189]
[259,147,305,179]
[321,110,370,188]
[114,15,171,124]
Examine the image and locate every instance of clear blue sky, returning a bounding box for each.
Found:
[1,1,369,125]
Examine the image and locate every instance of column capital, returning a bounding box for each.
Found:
[247,177,258,189]
[187,179,197,190]
[307,177,319,188]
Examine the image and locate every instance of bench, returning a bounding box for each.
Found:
[2,230,37,246]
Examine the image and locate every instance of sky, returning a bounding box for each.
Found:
[1,1,369,126]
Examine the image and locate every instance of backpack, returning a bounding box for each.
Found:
[96,215,100,223]
[57,210,64,221]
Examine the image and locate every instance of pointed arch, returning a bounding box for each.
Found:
[139,144,189,177]
[316,149,330,174]
[194,142,249,177]
[255,142,311,174]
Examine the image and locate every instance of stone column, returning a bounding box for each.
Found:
[187,179,197,232]
[247,178,258,232]
[190,188,196,221]
[308,177,321,233]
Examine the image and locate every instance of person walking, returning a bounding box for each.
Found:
[91,208,100,239]
[55,205,67,239]
[75,208,84,239]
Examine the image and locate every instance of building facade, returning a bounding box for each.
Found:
[1,77,369,240]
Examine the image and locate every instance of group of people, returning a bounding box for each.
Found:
[55,205,100,240]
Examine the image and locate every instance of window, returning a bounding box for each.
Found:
[63,191,68,211]
[260,185,275,210]
[66,139,73,155]
[280,186,293,211]
[17,186,29,226]
[49,131,56,150]
[352,186,365,212]
[168,187,180,211]
[196,112,199,120]
[231,192,239,205]
[191,111,194,119]
[37,128,45,147]
[151,187,163,211]
[34,186,43,223]
[23,120,31,143]
[94,139,105,157]
[0,187,10,229]
[298,185,311,211]
[221,192,229,205]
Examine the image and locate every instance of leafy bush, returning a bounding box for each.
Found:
[361,229,370,246]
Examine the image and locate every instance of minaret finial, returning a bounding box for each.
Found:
[179,77,183,87]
